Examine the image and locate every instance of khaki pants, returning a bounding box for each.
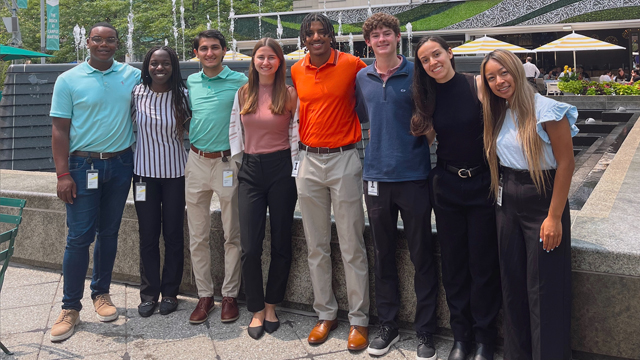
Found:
[296,148,369,326]
[185,150,241,298]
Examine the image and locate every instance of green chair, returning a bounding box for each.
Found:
[0,197,26,355]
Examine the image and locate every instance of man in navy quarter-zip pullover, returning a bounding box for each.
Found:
[355,13,438,360]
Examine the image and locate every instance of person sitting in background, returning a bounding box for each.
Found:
[631,69,640,83]
[577,67,590,81]
[599,70,612,82]
[538,68,545,78]
[613,68,630,82]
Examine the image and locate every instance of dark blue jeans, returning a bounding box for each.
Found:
[62,150,133,311]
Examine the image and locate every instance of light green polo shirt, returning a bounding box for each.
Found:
[187,66,248,152]
[50,60,141,152]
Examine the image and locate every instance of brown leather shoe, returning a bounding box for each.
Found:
[189,297,214,324]
[347,325,369,351]
[220,297,239,323]
[308,319,338,344]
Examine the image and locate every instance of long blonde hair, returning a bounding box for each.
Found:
[240,38,288,115]
[481,49,546,195]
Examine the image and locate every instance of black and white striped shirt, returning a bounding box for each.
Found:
[132,84,188,178]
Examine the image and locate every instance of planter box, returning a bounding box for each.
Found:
[548,95,640,110]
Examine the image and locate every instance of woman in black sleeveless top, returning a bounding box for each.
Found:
[411,36,501,360]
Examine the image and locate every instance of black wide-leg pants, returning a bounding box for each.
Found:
[364,180,438,334]
[497,167,572,360]
[133,175,185,303]
[429,165,501,345]
[238,149,297,313]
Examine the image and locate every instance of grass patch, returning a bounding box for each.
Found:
[562,6,640,23]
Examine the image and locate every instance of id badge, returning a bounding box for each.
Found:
[223,170,234,187]
[86,170,99,189]
[135,182,146,202]
[291,160,300,178]
[367,181,379,196]
[497,174,503,206]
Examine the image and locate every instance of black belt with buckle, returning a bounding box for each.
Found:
[438,160,487,178]
[70,149,130,159]
[298,141,356,154]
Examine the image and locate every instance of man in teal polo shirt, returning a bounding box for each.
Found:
[49,22,140,342]
[185,29,247,325]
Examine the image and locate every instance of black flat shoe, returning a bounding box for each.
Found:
[248,321,264,340]
[474,343,494,360]
[138,301,157,317]
[264,313,280,334]
[159,297,178,315]
[448,341,472,360]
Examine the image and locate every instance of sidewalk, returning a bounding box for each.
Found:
[0,264,503,360]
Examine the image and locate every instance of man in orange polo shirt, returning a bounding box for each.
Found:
[291,13,369,351]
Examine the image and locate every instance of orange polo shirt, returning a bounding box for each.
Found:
[291,49,367,148]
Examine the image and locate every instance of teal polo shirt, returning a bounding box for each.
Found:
[187,66,248,152]
[50,60,141,153]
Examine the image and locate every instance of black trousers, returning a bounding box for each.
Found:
[497,167,571,360]
[238,149,297,313]
[429,164,501,344]
[133,175,185,303]
[364,180,438,334]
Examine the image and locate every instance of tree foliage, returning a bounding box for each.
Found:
[0,0,293,63]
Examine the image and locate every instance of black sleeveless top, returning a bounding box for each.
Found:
[432,72,485,166]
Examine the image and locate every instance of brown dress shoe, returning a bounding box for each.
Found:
[189,297,214,324]
[220,297,239,323]
[308,319,339,344]
[347,325,369,351]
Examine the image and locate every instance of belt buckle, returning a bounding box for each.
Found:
[99,152,108,160]
[457,168,471,178]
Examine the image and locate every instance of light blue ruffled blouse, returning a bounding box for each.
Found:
[497,93,579,170]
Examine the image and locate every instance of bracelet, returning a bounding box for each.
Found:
[57,172,70,179]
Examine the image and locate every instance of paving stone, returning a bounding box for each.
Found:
[1,266,61,289]
[0,331,43,360]
[0,303,51,335]
[0,282,59,309]
[126,335,217,360]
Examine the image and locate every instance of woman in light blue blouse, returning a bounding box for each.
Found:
[481,49,578,360]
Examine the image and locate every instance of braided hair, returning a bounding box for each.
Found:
[299,13,337,49]
[141,46,191,140]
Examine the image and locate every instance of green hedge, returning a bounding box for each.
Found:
[501,0,583,26]
[561,6,640,23]
[404,0,502,31]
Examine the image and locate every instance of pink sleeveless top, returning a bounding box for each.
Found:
[241,84,292,155]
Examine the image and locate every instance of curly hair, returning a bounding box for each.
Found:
[362,13,400,42]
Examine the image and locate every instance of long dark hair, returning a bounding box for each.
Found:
[240,38,288,115]
[141,46,190,140]
[410,36,455,136]
[299,13,337,49]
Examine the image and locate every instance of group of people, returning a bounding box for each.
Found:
[49,12,578,360]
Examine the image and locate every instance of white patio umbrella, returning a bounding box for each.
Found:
[534,32,626,70]
[452,36,534,55]
[285,48,307,60]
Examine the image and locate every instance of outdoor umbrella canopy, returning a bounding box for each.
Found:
[452,36,533,55]
[223,50,251,61]
[0,45,53,61]
[285,48,307,60]
[534,32,626,69]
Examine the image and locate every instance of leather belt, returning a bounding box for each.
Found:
[298,141,357,154]
[70,149,130,159]
[190,144,231,159]
[438,160,487,178]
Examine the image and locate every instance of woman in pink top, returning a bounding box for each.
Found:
[230,38,298,340]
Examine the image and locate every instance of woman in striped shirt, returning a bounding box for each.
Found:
[132,46,190,318]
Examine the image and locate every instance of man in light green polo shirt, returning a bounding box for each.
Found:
[185,29,247,325]
[49,22,140,342]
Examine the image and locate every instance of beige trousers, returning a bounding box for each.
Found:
[295,148,369,326]
[185,150,242,298]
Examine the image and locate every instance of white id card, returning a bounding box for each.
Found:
[223,170,234,187]
[291,160,300,178]
[497,185,503,206]
[86,170,99,189]
[135,182,146,202]
[368,181,379,196]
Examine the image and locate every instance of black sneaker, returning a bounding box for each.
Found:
[159,297,179,315]
[417,332,437,360]
[138,301,157,317]
[367,326,400,356]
